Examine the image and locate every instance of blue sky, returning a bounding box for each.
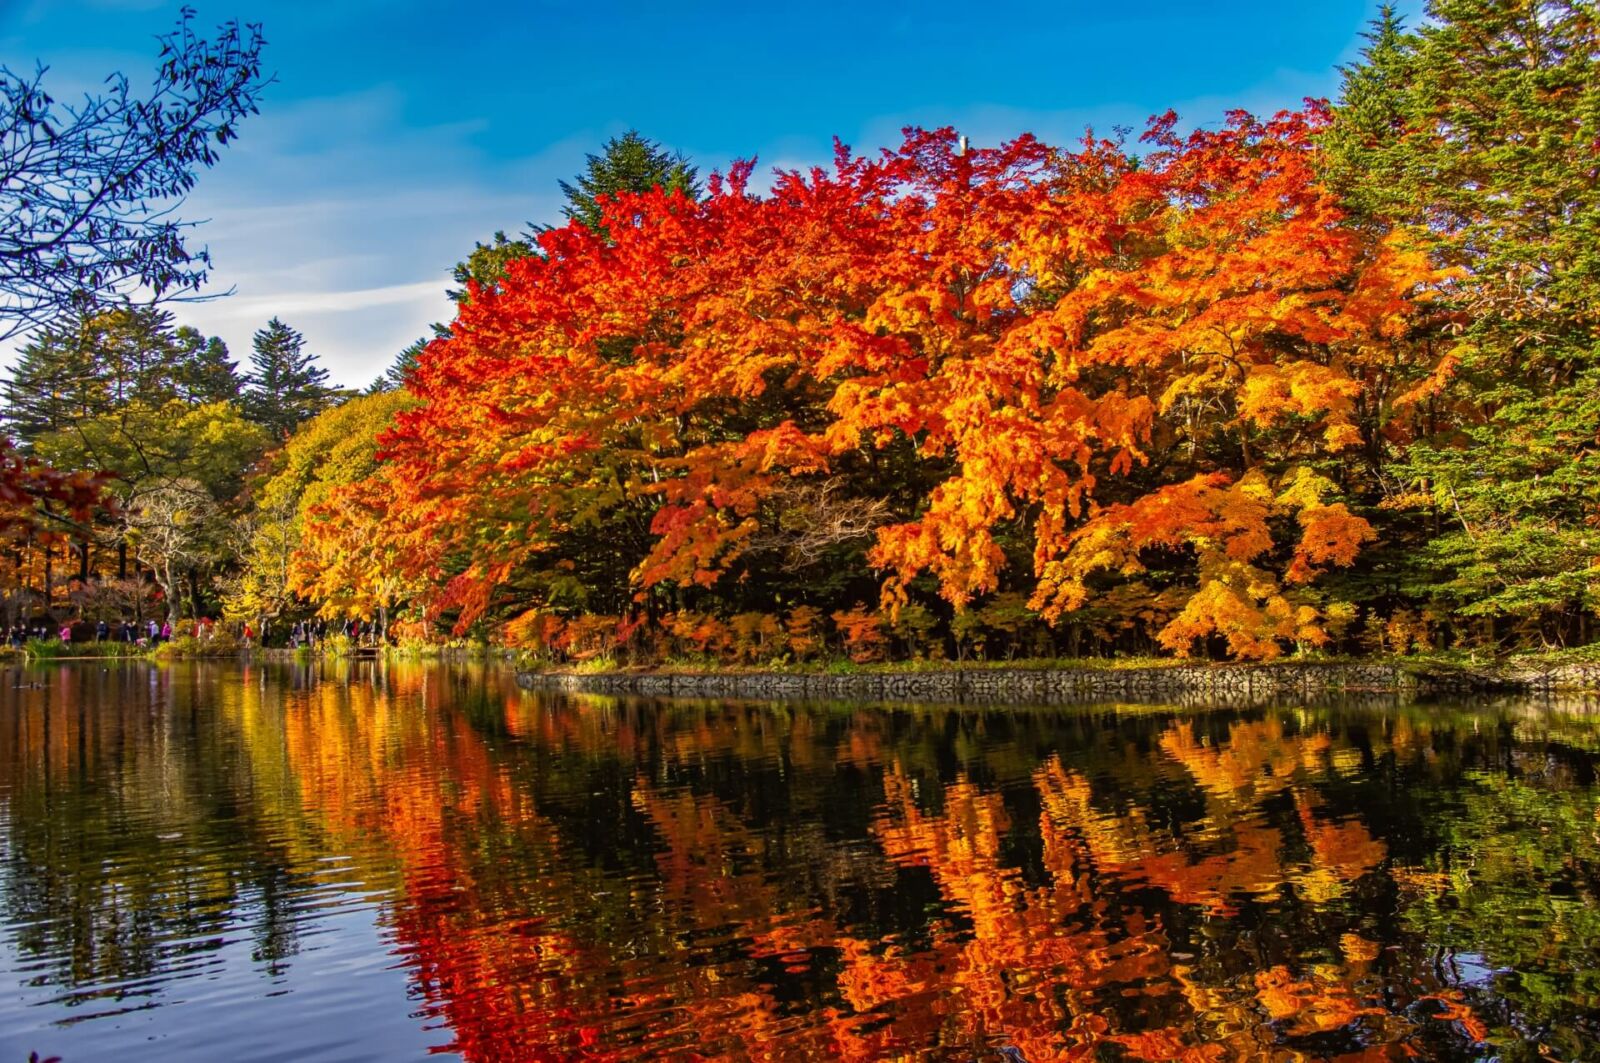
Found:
[2,0,1422,387]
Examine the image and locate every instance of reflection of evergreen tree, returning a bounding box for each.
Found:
[0,668,315,994]
[248,863,303,975]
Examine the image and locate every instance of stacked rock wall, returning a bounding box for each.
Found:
[517,662,1433,706]
[514,661,1600,705]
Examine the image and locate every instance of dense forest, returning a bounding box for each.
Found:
[3,0,1596,663]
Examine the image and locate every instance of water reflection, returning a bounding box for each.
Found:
[2,662,1598,1061]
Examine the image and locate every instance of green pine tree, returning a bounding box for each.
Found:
[243,318,337,439]
[1325,0,1600,646]
[4,305,240,444]
[447,231,540,304]
[173,327,243,405]
[4,311,101,442]
[371,335,432,394]
[558,130,700,238]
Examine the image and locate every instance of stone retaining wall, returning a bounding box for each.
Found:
[513,661,1600,705]
[1425,662,1600,693]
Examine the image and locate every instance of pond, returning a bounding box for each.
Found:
[1,661,1597,1061]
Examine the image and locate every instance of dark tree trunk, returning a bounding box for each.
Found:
[187,568,203,621]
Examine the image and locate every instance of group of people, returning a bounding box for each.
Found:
[7,614,380,650]
[98,619,173,645]
[288,617,380,649]
[6,623,58,647]
[5,617,227,647]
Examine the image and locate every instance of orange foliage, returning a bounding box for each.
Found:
[663,610,728,657]
[310,107,1440,658]
[783,605,825,660]
[501,608,565,654]
[1038,469,1374,657]
[831,606,887,662]
[728,611,783,662]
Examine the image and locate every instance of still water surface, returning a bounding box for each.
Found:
[1,661,1598,1061]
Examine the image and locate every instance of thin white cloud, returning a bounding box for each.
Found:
[176,280,456,388]
[191,279,444,319]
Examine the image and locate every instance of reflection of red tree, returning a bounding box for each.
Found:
[282,672,623,1060]
[839,764,1171,1059]
[270,682,1499,1059]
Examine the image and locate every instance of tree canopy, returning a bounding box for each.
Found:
[280,1,1599,661]
[1323,0,1600,639]
[6,2,1597,659]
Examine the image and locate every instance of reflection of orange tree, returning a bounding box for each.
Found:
[626,779,869,1058]
[273,685,926,1059]
[275,668,623,1060]
[262,682,1501,1059]
[279,686,883,1058]
[844,765,1168,1059]
[620,724,1413,1058]
[825,716,1407,1058]
[272,675,853,1059]
[1129,717,1384,910]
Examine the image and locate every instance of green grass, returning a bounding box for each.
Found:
[1411,644,1600,667]
[152,632,243,660]
[23,638,149,660]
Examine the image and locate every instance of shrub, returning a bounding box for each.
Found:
[729,612,784,663]
[664,611,728,658]
[832,606,887,663]
[784,606,824,661]
[502,609,565,658]
[153,629,242,659]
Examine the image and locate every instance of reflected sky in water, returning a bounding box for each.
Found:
[2,661,1598,1061]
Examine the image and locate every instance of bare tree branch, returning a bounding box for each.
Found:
[0,9,269,342]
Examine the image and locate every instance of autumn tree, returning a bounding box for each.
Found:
[123,477,219,624]
[314,111,1439,660]
[230,389,416,627]
[386,135,706,401]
